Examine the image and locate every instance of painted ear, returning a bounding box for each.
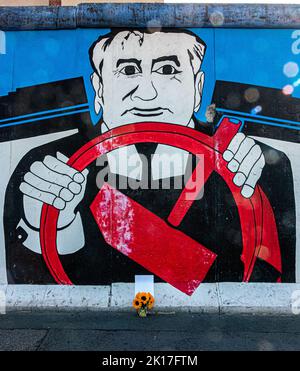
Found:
[194,71,204,113]
[91,72,103,115]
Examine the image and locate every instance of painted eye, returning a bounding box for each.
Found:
[154,64,180,75]
[120,65,141,76]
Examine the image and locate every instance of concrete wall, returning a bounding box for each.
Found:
[0,4,299,312]
[0,0,161,5]
[0,0,49,5]
[61,0,162,4]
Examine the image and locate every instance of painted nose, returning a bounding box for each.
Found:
[132,78,158,101]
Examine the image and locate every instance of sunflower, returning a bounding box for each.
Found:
[138,292,150,305]
[148,293,154,301]
[133,298,142,310]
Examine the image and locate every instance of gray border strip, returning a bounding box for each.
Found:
[0,3,300,30]
[1,283,299,314]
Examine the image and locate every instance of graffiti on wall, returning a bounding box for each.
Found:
[0,28,299,295]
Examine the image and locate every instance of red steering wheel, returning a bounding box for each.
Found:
[40,119,282,291]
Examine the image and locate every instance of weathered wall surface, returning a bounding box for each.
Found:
[61,0,162,4]
[0,1,48,5]
[0,4,299,311]
[0,1,160,5]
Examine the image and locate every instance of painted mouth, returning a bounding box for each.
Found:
[121,107,173,117]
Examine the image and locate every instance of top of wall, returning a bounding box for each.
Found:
[0,3,300,30]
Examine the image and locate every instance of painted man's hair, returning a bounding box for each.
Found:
[89,28,207,81]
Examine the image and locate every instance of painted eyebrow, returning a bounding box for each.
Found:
[151,56,180,69]
[116,58,142,69]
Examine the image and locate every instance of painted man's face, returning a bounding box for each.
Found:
[92,31,204,130]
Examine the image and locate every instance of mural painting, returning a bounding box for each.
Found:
[0,28,299,295]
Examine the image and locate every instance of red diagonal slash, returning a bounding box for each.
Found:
[168,117,240,227]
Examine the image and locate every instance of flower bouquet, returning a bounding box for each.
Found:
[132,292,155,317]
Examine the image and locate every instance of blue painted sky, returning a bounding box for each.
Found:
[0,28,298,124]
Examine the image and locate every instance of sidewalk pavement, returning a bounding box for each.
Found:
[0,310,300,351]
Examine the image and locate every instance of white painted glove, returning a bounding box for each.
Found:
[222,133,265,198]
[19,152,88,229]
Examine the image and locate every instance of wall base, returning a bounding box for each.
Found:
[0,283,299,315]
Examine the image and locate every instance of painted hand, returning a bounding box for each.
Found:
[19,152,88,228]
[222,133,265,198]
